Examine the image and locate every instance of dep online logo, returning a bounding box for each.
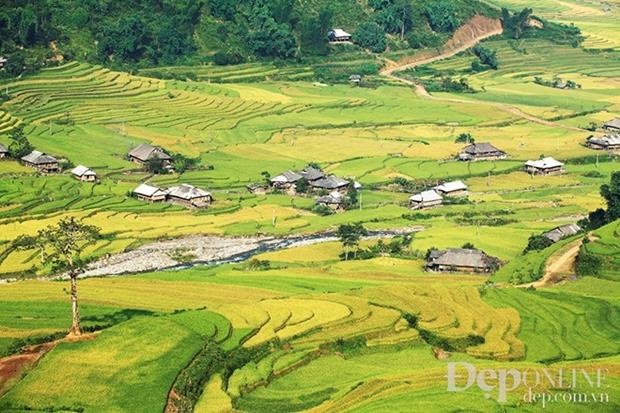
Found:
[446,362,611,408]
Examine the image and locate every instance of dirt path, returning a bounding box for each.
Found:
[381,15,586,133]
[518,236,591,289]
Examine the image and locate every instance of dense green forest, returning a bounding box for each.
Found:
[0,0,581,76]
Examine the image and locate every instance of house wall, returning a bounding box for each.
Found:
[525,166,563,175]
[440,190,468,198]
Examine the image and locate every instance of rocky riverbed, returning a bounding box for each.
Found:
[75,226,424,279]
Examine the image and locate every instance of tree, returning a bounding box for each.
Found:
[338,223,368,260]
[344,183,359,210]
[295,178,309,194]
[146,158,167,174]
[13,218,101,335]
[523,234,553,253]
[601,171,620,222]
[7,125,33,159]
[575,241,602,277]
[424,1,460,33]
[473,45,498,70]
[455,133,474,144]
[354,22,386,53]
[501,8,533,40]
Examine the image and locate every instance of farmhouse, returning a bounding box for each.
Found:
[587,134,620,150]
[602,118,620,132]
[71,165,97,182]
[409,190,442,210]
[21,150,60,173]
[543,223,581,243]
[128,144,172,166]
[310,175,350,193]
[524,157,564,175]
[459,142,507,161]
[246,183,267,194]
[316,191,345,211]
[166,184,213,208]
[270,170,303,193]
[426,248,501,273]
[328,29,352,43]
[349,74,362,85]
[0,143,8,159]
[435,181,468,197]
[300,167,325,182]
[133,183,166,203]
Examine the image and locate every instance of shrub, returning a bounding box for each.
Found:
[523,234,553,253]
[575,243,602,276]
[354,22,386,53]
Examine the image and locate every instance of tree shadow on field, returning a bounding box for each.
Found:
[81,308,155,332]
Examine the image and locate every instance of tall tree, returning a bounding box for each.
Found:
[338,223,368,260]
[7,124,33,159]
[601,171,620,222]
[13,218,101,336]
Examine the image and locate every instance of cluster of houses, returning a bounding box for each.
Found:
[586,118,620,151]
[409,180,468,210]
[133,183,212,208]
[248,166,358,212]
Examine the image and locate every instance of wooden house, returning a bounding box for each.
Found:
[587,134,620,151]
[128,144,172,166]
[316,191,345,212]
[602,118,620,133]
[246,183,267,194]
[166,184,213,208]
[435,181,468,198]
[524,157,564,175]
[0,143,8,159]
[310,175,349,193]
[21,150,60,174]
[133,183,167,203]
[71,165,97,182]
[426,248,500,273]
[543,224,581,243]
[270,170,303,194]
[300,167,325,182]
[459,142,507,161]
[327,29,352,43]
[409,190,442,210]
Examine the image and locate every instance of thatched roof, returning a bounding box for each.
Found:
[310,175,349,190]
[427,248,500,270]
[525,157,563,169]
[71,165,96,177]
[166,184,211,200]
[21,150,58,164]
[543,224,581,243]
[128,144,172,162]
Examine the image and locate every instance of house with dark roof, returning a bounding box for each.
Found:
[435,181,468,198]
[270,170,303,194]
[602,118,620,132]
[128,144,172,166]
[328,29,352,43]
[310,175,350,193]
[21,150,60,174]
[426,248,501,273]
[409,190,442,210]
[524,157,564,175]
[246,183,267,195]
[587,134,620,151]
[300,167,325,182]
[0,143,8,159]
[543,224,581,243]
[459,143,507,161]
[71,165,97,182]
[133,183,166,203]
[316,191,345,212]
[166,184,212,208]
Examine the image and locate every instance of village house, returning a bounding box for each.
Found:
[602,118,620,133]
[426,248,501,273]
[310,175,350,193]
[327,29,352,43]
[349,74,362,85]
[133,183,167,203]
[71,165,97,182]
[435,181,468,198]
[316,191,345,212]
[409,190,443,210]
[21,150,60,174]
[166,184,213,208]
[0,143,8,159]
[587,134,620,151]
[270,170,303,194]
[300,166,325,182]
[524,157,564,175]
[459,142,507,161]
[246,183,267,195]
[543,223,581,243]
[127,144,172,166]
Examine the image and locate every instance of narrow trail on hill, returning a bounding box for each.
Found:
[382,15,586,133]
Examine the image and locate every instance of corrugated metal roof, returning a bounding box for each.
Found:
[71,165,96,177]
[410,190,442,203]
[128,144,172,162]
[429,248,498,269]
[133,183,164,197]
[436,180,467,193]
[525,157,563,169]
[166,184,211,200]
[21,150,58,164]
[310,175,349,189]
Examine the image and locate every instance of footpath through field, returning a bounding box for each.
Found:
[382,15,585,133]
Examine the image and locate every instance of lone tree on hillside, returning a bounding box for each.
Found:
[338,223,368,260]
[7,125,33,159]
[13,218,101,336]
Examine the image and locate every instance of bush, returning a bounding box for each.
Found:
[523,234,553,253]
[575,244,602,276]
[213,50,245,66]
[354,22,386,53]
[472,45,498,70]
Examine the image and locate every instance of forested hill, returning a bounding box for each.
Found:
[0,0,499,74]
